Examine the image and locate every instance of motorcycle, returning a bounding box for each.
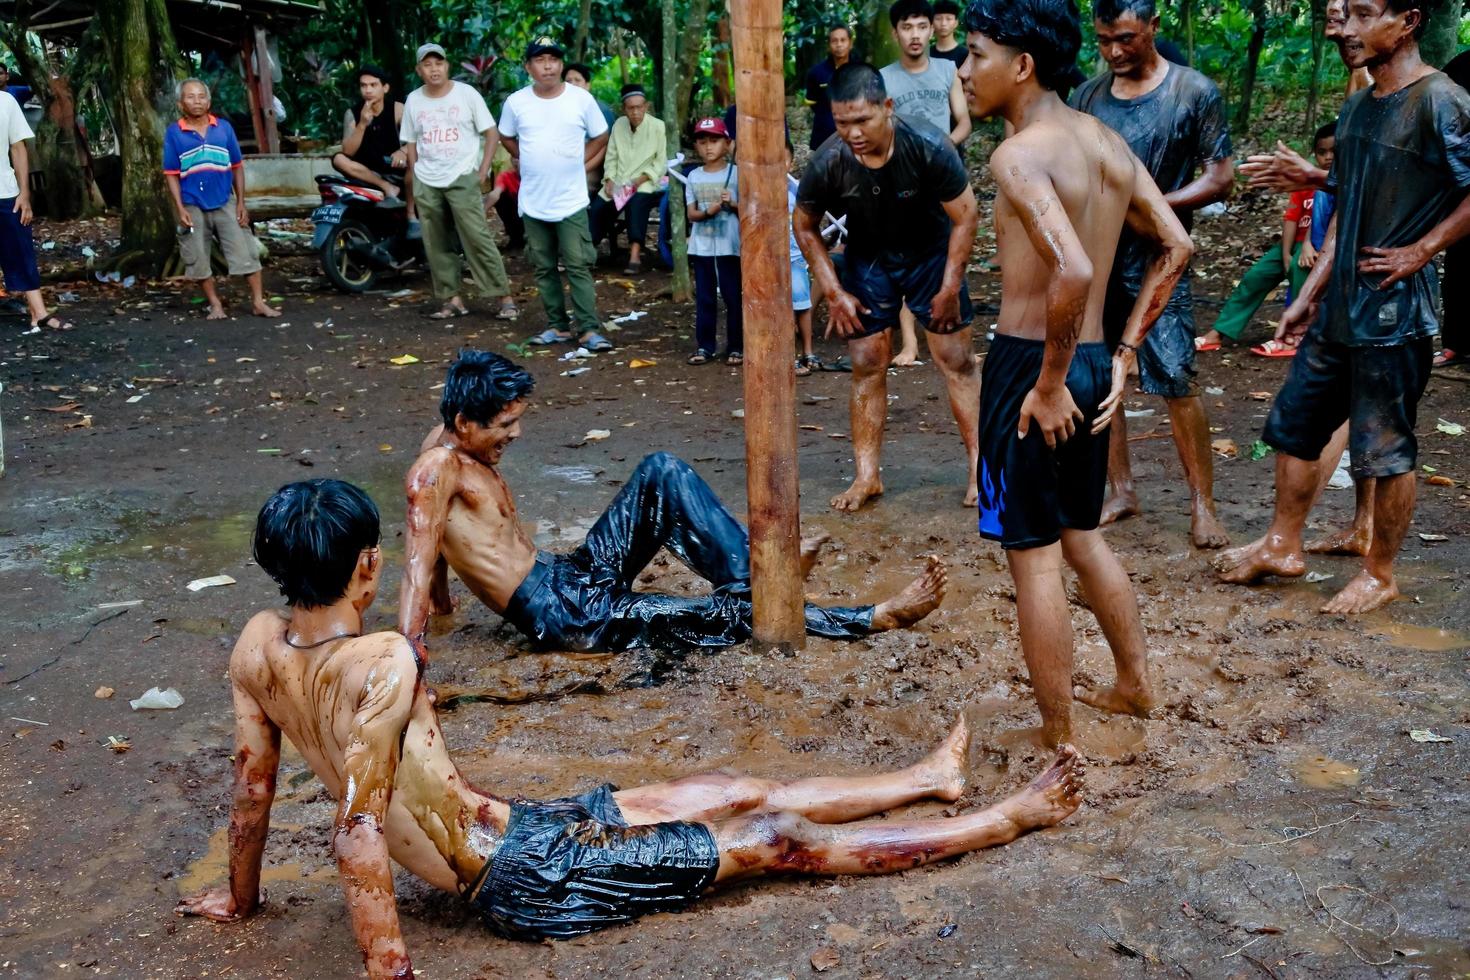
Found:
[311,167,423,292]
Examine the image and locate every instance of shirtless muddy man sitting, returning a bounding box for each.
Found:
[399,349,945,653]
[176,479,1085,976]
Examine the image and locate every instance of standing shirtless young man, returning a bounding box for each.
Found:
[176,478,1084,977]
[399,350,947,653]
[959,0,1193,747]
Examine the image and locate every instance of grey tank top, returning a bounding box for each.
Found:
[880,59,956,135]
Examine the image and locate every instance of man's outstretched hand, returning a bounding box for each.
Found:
[823,287,871,339]
[1019,383,1084,449]
[1093,348,1136,435]
[175,885,262,923]
[1239,141,1319,192]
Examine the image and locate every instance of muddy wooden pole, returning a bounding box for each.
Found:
[732,0,804,648]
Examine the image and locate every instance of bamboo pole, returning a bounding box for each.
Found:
[731,0,804,648]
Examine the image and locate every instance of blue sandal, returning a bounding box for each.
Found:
[528,328,574,345]
[579,331,614,352]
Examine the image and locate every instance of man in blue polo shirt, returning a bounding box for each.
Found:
[804,25,860,149]
[162,78,280,320]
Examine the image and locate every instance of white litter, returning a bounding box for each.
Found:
[560,367,591,377]
[130,687,184,710]
[1124,408,1155,419]
[1327,451,1353,490]
[186,574,236,592]
[560,347,595,362]
[610,310,649,325]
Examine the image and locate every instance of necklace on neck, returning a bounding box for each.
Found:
[285,631,361,650]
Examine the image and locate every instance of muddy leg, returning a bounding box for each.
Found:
[869,556,946,631]
[1006,543,1075,748]
[1304,424,1376,555]
[1059,528,1155,718]
[709,746,1083,882]
[1323,471,1410,614]
[927,328,982,508]
[1165,395,1229,548]
[832,331,889,512]
[1099,411,1140,525]
[1216,452,1315,583]
[616,716,970,826]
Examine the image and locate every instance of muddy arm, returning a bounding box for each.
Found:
[1164,155,1234,212]
[399,453,456,655]
[1120,160,1194,351]
[934,185,979,332]
[333,643,417,979]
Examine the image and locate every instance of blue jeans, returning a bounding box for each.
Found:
[692,254,743,355]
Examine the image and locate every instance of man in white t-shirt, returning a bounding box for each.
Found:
[399,42,517,321]
[0,90,70,333]
[500,37,614,351]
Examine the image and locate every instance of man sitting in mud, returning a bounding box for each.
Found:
[958,0,1193,747]
[176,478,1086,977]
[398,349,946,655]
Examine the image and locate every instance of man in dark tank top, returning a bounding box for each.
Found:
[331,64,411,211]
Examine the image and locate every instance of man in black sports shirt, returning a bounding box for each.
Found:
[794,62,982,513]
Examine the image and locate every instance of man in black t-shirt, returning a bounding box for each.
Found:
[332,66,411,210]
[795,62,981,513]
[1219,0,1470,614]
[1071,0,1235,550]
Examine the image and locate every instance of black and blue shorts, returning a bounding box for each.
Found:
[842,247,974,339]
[977,335,1111,550]
[467,784,722,941]
[1261,330,1433,479]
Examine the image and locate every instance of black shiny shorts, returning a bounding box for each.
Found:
[466,784,721,940]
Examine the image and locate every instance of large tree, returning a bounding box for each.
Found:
[661,0,692,301]
[97,0,186,273]
[1421,0,1463,66]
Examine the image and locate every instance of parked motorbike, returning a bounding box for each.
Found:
[311,168,422,292]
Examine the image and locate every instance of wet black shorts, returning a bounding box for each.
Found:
[977,335,1111,550]
[842,247,974,339]
[1261,330,1433,479]
[1104,275,1197,399]
[467,784,721,941]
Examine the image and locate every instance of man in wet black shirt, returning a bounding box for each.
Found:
[794,62,981,513]
[1219,0,1470,614]
[1071,0,1235,549]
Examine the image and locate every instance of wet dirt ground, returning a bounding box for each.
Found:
[1,218,1468,979]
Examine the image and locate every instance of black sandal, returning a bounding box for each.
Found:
[687,349,713,365]
[725,351,744,366]
[33,313,74,331]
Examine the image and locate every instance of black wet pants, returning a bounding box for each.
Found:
[502,453,872,650]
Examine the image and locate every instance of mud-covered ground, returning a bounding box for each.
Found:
[1,202,1468,979]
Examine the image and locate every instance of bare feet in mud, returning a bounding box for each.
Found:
[915,714,971,802]
[870,556,946,630]
[205,304,227,321]
[963,480,979,509]
[890,347,920,367]
[1190,505,1230,549]
[253,301,283,318]
[1000,745,1085,832]
[1215,535,1306,584]
[800,532,831,580]
[1305,523,1372,556]
[831,477,883,512]
[1099,490,1139,526]
[1075,681,1156,719]
[1322,570,1400,614]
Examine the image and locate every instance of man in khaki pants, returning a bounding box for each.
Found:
[400,42,518,321]
[162,79,279,320]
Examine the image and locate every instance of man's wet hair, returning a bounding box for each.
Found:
[1314,119,1337,144]
[440,349,536,429]
[933,0,961,15]
[358,64,390,86]
[1383,0,1438,39]
[254,480,381,609]
[1093,0,1156,24]
[564,62,594,81]
[889,0,935,28]
[830,62,888,105]
[964,0,1087,95]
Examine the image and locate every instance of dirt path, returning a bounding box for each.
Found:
[1,235,1467,978]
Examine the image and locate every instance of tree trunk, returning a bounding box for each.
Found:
[1234,0,1268,131]
[1182,0,1196,64]
[1305,0,1327,129]
[661,0,691,301]
[713,12,734,108]
[1421,0,1462,67]
[99,0,186,271]
[859,0,900,68]
[732,0,804,648]
[361,0,408,91]
[573,0,594,62]
[6,17,101,218]
[674,0,712,129]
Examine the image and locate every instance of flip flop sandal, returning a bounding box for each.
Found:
[33,313,74,331]
[826,355,853,373]
[1434,348,1460,368]
[725,351,744,366]
[496,301,520,320]
[624,260,643,274]
[1194,337,1222,352]
[528,328,574,345]
[687,349,713,365]
[800,354,825,372]
[579,331,615,352]
[1250,340,1297,358]
[427,305,469,320]
[794,357,812,377]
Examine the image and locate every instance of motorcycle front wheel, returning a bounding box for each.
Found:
[321,220,377,292]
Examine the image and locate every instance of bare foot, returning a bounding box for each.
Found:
[890,347,919,367]
[831,477,883,512]
[963,480,979,508]
[1321,570,1400,614]
[1000,744,1085,832]
[429,593,458,617]
[800,532,831,580]
[1075,681,1155,719]
[253,301,283,318]
[1216,535,1306,584]
[1190,505,1230,549]
[870,556,946,631]
[1098,490,1140,526]
[205,304,227,321]
[915,714,971,802]
[1213,535,1261,570]
[1305,523,1372,556]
